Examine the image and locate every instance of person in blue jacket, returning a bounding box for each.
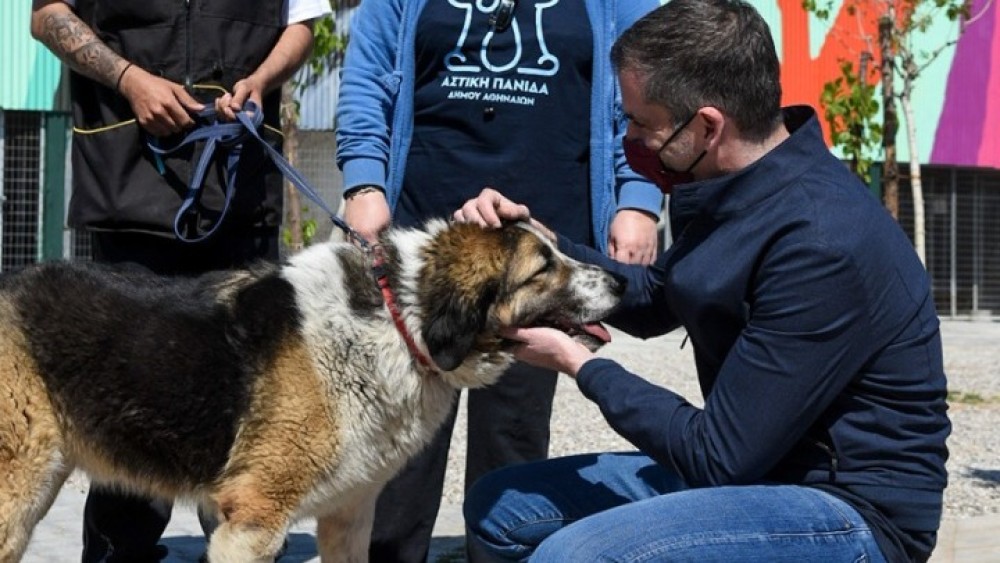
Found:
[335,0,662,561]
[454,0,951,561]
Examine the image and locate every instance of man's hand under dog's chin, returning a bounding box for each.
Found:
[500,327,595,377]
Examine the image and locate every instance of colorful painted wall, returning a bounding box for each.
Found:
[760,0,999,169]
[4,0,998,169]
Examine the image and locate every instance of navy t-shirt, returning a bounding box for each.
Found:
[397,0,594,245]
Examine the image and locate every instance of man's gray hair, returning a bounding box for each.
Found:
[611,0,783,142]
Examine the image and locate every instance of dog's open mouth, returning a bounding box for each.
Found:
[554,319,612,351]
[498,320,612,352]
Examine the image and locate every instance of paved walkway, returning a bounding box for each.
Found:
[21,484,466,562]
[933,515,1000,562]
[20,488,1000,562]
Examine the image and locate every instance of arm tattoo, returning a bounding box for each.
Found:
[40,12,128,89]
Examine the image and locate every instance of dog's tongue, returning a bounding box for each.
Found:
[583,322,611,343]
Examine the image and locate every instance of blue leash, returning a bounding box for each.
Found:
[147,102,366,247]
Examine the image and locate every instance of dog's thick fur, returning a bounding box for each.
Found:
[0,220,623,562]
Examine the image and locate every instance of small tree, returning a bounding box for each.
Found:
[819,57,883,183]
[804,0,978,266]
[879,13,900,221]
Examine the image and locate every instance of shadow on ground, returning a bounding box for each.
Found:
[156,532,466,562]
[429,535,467,563]
[159,533,317,562]
[967,467,1000,486]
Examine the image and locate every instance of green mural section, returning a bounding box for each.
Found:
[1,2,63,111]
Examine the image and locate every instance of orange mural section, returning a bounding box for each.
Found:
[776,0,880,145]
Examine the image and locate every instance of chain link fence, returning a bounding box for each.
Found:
[899,166,1000,319]
[1,111,43,271]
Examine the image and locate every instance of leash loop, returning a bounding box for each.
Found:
[147,101,366,246]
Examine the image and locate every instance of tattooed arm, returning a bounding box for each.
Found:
[30,0,203,136]
[29,0,127,90]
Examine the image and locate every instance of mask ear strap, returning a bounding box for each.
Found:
[658,112,699,155]
[685,150,708,173]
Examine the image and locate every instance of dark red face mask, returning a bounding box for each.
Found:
[623,113,705,194]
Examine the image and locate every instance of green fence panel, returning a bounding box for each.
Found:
[42,112,69,261]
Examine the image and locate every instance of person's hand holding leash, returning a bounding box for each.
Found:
[216,76,266,122]
[344,187,391,244]
[29,0,206,138]
[118,67,204,137]
[215,21,315,122]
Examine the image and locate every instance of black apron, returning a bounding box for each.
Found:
[69,0,285,238]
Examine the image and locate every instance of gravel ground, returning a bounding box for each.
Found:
[440,320,1000,520]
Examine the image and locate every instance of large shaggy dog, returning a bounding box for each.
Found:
[0,219,623,562]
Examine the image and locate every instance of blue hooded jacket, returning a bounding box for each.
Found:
[334,0,662,252]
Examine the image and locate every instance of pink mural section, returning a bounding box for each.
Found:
[931,0,1000,168]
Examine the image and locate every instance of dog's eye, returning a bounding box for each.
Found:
[510,244,556,289]
[538,246,556,273]
[532,255,556,279]
[509,259,551,292]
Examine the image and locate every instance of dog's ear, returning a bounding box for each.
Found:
[418,222,504,371]
[421,294,488,372]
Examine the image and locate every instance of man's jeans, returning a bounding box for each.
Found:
[464,452,887,562]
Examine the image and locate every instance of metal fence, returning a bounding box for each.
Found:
[1,110,80,271]
[1,111,43,271]
[287,130,343,245]
[898,166,1000,320]
[0,111,342,269]
[2,110,998,320]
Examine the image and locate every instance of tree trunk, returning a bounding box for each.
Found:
[901,66,926,266]
[280,81,304,254]
[879,14,899,220]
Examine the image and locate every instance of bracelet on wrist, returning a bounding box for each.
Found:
[344,186,384,200]
[115,62,134,92]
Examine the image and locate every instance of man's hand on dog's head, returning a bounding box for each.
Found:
[454,188,530,227]
[454,188,557,241]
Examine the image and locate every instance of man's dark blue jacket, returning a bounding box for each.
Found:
[561,107,950,563]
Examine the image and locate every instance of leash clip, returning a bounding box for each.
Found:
[369,244,387,284]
